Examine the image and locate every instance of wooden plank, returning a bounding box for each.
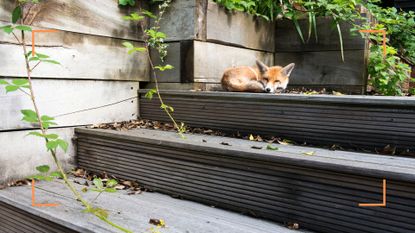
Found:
[275,17,366,52]
[0,128,74,183]
[0,0,144,40]
[0,79,139,131]
[155,0,200,41]
[0,27,150,81]
[206,1,275,52]
[193,41,274,83]
[275,50,366,86]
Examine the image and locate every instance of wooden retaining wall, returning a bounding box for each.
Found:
[147,1,367,93]
[0,0,149,182]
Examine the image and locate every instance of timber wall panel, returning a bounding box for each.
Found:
[0,28,149,81]
[0,128,74,184]
[0,0,144,40]
[0,79,139,131]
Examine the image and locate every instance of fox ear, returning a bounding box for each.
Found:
[281,63,295,77]
[256,60,269,74]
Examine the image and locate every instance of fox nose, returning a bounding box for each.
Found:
[265,88,271,92]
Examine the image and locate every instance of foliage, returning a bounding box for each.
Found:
[0,2,131,233]
[121,0,186,138]
[214,0,415,95]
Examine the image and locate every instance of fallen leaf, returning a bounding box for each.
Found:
[251,146,263,149]
[221,142,231,146]
[332,91,344,96]
[277,139,293,145]
[287,222,300,230]
[266,144,279,150]
[303,151,315,156]
[115,184,126,190]
[149,218,166,227]
[81,187,88,192]
[249,134,254,141]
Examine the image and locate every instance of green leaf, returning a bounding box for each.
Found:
[50,171,63,178]
[46,140,60,151]
[12,79,28,86]
[41,115,55,121]
[57,139,68,152]
[1,25,13,34]
[12,6,22,24]
[141,10,156,19]
[104,188,117,193]
[122,41,134,49]
[36,165,50,173]
[21,109,38,123]
[35,53,50,59]
[93,178,104,190]
[119,0,135,6]
[145,88,157,100]
[266,144,279,151]
[106,179,118,188]
[15,25,32,31]
[154,64,174,71]
[43,60,60,65]
[28,132,59,140]
[29,174,49,181]
[0,79,9,85]
[29,57,40,61]
[5,85,19,93]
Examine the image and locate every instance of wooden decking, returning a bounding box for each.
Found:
[75,127,415,233]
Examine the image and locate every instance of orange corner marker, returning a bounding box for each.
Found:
[359,29,387,57]
[31,29,58,56]
[31,179,60,207]
[358,179,387,207]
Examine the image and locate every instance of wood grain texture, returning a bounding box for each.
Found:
[0,0,143,40]
[275,17,366,52]
[0,79,139,131]
[0,27,149,81]
[275,50,366,86]
[206,1,275,52]
[193,41,274,83]
[0,128,74,183]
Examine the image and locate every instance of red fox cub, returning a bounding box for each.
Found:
[221,60,295,93]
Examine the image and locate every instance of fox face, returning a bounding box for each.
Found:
[256,60,295,93]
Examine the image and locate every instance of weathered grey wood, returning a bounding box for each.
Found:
[0,128,74,183]
[207,2,275,52]
[150,41,194,83]
[154,0,201,41]
[275,17,366,52]
[0,27,149,81]
[0,79,139,131]
[138,90,415,150]
[193,41,274,83]
[75,128,415,233]
[275,50,366,86]
[0,179,298,233]
[156,0,275,52]
[0,0,144,40]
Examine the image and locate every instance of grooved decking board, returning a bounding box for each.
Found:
[75,128,415,233]
[138,90,415,150]
[0,178,294,233]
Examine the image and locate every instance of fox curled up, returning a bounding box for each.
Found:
[221,60,295,93]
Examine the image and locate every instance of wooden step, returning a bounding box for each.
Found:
[75,128,415,233]
[138,90,415,151]
[0,177,295,233]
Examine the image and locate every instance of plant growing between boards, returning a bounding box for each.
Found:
[120,0,186,138]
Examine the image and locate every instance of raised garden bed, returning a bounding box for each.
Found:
[75,128,415,233]
[139,90,415,152]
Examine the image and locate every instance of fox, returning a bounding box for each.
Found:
[221,60,295,93]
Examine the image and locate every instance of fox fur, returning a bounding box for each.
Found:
[221,60,295,93]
